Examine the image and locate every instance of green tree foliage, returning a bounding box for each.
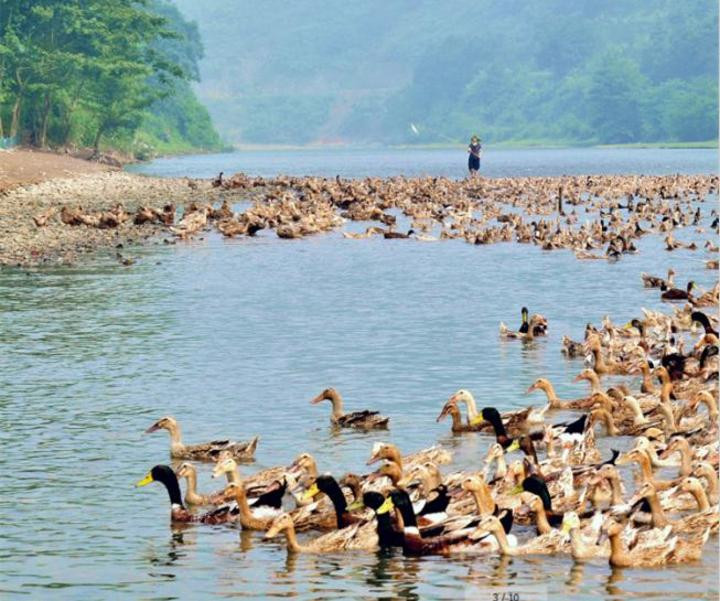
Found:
[174,0,718,145]
[0,0,221,155]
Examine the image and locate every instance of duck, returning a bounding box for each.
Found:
[601,517,676,567]
[211,455,287,509]
[629,480,719,535]
[366,442,452,470]
[299,474,365,529]
[472,407,521,452]
[175,462,226,506]
[515,475,564,531]
[642,268,675,289]
[435,399,485,432]
[562,512,609,559]
[383,490,477,556]
[661,281,694,301]
[692,311,719,336]
[135,465,236,524]
[220,482,283,529]
[499,314,546,341]
[144,416,258,462]
[264,512,378,553]
[311,388,389,429]
[526,377,582,410]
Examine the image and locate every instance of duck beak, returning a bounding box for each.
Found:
[468,528,490,541]
[367,453,381,465]
[376,497,394,515]
[572,373,583,382]
[299,483,319,502]
[310,393,325,404]
[144,423,161,434]
[135,472,154,487]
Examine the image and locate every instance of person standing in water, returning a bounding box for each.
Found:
[467,135,482,176]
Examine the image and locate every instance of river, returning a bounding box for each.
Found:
[2,147,717,600]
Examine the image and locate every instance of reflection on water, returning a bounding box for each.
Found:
[1,149,718,600]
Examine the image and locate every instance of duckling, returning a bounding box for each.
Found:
[311,388,389,429]
[135,465,235,524]
[144,416,258,462]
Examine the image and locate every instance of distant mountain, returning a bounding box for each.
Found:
[174,0,718,146]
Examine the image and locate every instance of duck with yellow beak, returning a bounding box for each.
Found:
[135,465,236,524]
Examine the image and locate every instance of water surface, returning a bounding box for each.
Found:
[2,148,718,600]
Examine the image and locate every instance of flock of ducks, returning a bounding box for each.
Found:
[136,277,719,569]
[37,173,718,273]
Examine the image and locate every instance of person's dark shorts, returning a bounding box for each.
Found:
[468,155,480,171]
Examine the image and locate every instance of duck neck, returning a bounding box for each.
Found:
[625,398,646,425]
[608,473,624,505]
[702,395,719,421]
[636,453,655,483]
[491,525,517,556]
[592,348,607,371]
[535,508,553,535]
[183,471,203,504]
[375,511,400,548]
[608,531,627,565]
[462,396,480,421]
[593,410,618,436]
[161,474,185,508]
[541,382,558,404]
[471,483,495,515]
[658,402,677,434]
[660,380,673,405]
[234,488,262,529]
[486,412,508,440]
[646,491,668,527]
[385,448,403,470]
[586,371,601,393]
[166,423,183,452]
[690,485,710,511]
[676,441,692,477]
[449,408,464,431]
[280,523,305,553]
[569,527,586,556]
[227,467,241,484]
[640,364,655,393]
[322,480,349,527]
[700,467,718,502]
[327,390,344,419]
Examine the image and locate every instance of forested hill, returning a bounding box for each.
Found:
[0,1,222,157]
[174,0,718,146]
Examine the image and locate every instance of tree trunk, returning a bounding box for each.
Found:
[9,96,21,139]
[92,125,105,158]
[39,92,51,148]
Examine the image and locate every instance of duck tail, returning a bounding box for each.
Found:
[499,322,508,335]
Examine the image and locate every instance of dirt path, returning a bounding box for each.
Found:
[0,148,115,193]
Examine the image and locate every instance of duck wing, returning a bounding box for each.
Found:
[338,410,389,429]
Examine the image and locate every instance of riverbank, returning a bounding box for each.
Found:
[0,152,222,266]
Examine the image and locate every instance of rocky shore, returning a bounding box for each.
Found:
[0,170,219,267]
